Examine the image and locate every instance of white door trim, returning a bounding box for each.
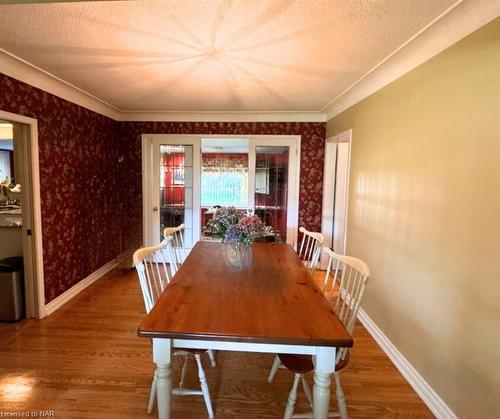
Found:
[321,129,352,266]
[141,134,301,249]
[0,109,45,319]
[141,134,152,247]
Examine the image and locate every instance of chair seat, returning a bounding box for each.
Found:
[278,351,350,374]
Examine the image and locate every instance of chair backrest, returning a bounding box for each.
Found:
[321,247,370,363]
[297,226,324,273]
[133,236,175,313]
[163,223,186,274]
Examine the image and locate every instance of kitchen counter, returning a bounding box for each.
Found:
[0,206,22,227]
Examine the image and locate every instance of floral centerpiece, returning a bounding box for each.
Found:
[203,207,274,248]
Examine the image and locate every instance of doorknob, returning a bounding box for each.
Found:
[153,206,159,212]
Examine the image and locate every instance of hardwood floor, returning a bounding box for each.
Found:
[0,269,433,418]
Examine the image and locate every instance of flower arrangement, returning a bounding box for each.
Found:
[203,207,273,247]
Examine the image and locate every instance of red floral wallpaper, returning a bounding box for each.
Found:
[0,73,122,303]
[0,71,326,304]
[118,121,326,250]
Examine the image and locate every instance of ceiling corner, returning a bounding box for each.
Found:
[322,0,500,121]
[0,47,120,120]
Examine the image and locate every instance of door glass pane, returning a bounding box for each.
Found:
[254,146,289,242]
[200,138,249,208]
[200,154,248,207]
[160,145,193,248]
[200,138,249,239]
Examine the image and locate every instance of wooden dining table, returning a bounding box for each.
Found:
[138,241,353,419]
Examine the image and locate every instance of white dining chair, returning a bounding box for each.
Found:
[267,227,324,382]
[297,226,324,274]
[163,224,186,274]
[133,238,215,418]
[163,224,217,369]
[269,247,370,419]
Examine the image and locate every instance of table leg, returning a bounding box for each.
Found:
[153,338,172,419]
[313,347,336,419]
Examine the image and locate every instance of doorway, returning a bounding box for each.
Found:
[321,129,352,268]
[142,134,300,253]
[0,110,44,319]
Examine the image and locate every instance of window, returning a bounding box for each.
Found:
[0,150,12,180]
[201,153,248,207]
[255,168,269,194]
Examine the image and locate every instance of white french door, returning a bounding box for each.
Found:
[143,135,201,253]
[143,135,300,254]
[249,137,299,247]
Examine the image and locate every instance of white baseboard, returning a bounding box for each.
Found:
[43,258,118,317]
[357,308,457,419]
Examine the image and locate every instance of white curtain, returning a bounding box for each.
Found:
[0,150,11,181]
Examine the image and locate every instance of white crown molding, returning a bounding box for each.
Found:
[0,47,120,120]
[117,111,326,123]
[1,0,497,124]
[322,0,500,120]
[0,47,326,122]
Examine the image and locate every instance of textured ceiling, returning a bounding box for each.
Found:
[202,138,249,153]
[0,0,457,112]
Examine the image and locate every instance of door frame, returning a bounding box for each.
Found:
[0,109,44,319]
[142,134,301,248]
[321,129,352,267]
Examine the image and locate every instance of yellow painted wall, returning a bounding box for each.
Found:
[327,18,500,418]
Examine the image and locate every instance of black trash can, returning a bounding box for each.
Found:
[0,256,25,321]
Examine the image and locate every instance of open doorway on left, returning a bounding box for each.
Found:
[0,116,43,328]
